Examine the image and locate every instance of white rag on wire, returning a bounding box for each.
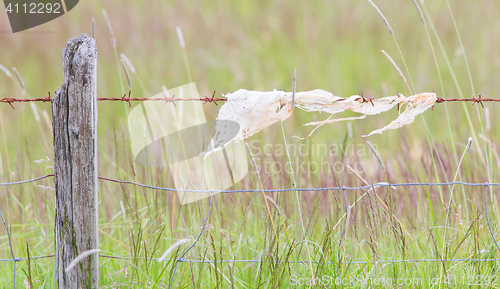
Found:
[212,89,437,145]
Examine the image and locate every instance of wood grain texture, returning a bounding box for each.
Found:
[53,33,98,289]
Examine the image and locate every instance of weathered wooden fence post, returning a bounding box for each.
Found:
[53,33,98,288]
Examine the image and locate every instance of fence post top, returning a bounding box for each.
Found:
[67,33,94,43]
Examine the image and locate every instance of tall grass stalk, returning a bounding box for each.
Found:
[265,194,292,245]
[12,68,24,90]
[445,0,494,207]
[414,0,467,220]
[420,0,493,228]
[10,67,50,155]
[441,138,472,263]
[120,53,149,96]
[380,50,406,85]
[102,9,126,97]
[0,113,12,181]
[346,165,415,243]
[176,26,193,83]
[120,59,132,90]
[369,0,445,244]
[371,0,460,221]
[0,64,14,181]
[420,3,486,167]
[280,121,315,280]
[0,64,11,78]
[370,2,454,267]
[446,0,490,166]
[368,0,413,94]
[445,1,493,280]
[245,142,277,237]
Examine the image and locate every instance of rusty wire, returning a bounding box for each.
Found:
[2,91,500,110]
[0,91,226,109]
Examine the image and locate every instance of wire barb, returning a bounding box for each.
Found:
[202,90,218,106]
[360,91,375,106]
[396,90,401,111]
[121,90,132,107]
[472,93,485,108]
[162,92,176,107]
[43,92,51,102]
[2,94,15,109]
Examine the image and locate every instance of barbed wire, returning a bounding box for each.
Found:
[1,175,500,288]
[2,91,500,109]
[0,91,226,109]
[435,95,500,107]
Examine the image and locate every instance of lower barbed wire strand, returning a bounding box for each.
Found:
[3,254,500,264]
[1,174,499,191]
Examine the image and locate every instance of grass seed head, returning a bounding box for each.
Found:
[92,17,95,39]
[119,53,136,74]
[176,26,185,48]
[466,137,473,153]
[158,239,191,262]
[367,141,386,171]
[102,9,116,48]
[368,0,394,35]
[380,50,407,83]
[412,0,427,28]
[0,64,11,77]
[120,59,132,89]
[12,67,24,89]
[265,196,284,216]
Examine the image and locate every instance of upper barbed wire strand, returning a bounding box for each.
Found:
[1,92,499,110]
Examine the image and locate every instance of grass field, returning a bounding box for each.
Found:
[1,0,500,287]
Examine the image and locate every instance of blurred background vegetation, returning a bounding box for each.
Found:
[1,0,500,287]
[1,0,499,165]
